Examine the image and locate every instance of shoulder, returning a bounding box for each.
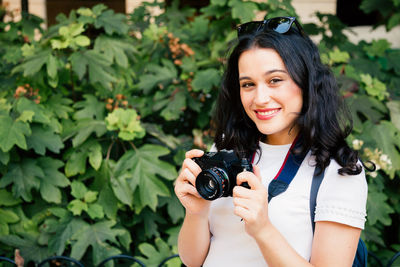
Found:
[315,158,368,229]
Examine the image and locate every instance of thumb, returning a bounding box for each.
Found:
[253,165,262,181]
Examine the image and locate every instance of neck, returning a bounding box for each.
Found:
[264,128,299,145]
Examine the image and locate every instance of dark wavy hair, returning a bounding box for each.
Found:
[213,28,362,175]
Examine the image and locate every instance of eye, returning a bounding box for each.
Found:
[240,82,255,89]
[270,78,282,84]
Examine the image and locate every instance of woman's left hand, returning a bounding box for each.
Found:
[233,165,271,239]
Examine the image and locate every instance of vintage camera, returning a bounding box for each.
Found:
[193,150,252,200]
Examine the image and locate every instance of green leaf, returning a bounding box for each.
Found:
[46,54,58,79]
[92,3,108,16]
[345,95,387,132]
[70,50,116,89]
[87,203,104,219]
[12,49,51,77]
[166,226,180,247]
[95,163,119,219]
[84,191,98,203]
[37,157,70,204]
[360,121,400,177]
[95,9,129,35]
[46,95,73,119]
[192,68,221,92]
[88,141,102,170]
[73,94,106,120]
[228,0,258,22]
[143,123,181,149]
[0,149,10,165]
[47,216,87,255]
[65,140,103,177]
[26,125,64,155]
[70,220,123,264]
[211,0,227,5]
[137,238,181,267]
[0,159,43,201]
[109,169,134,207]
[17,110,35,123]
[16,97,51,124]
[65,148,87,177]
[387,101,400,131]
[0,189,21,206]
[74,35,91,47]
[72,119,107,147]
[363,39,391,58]
[68,199,88,215]
[94,35,137,68]
[160,90,186,121]
[105,108,145,141]
[387,50,400,75]
[329,48,350,63]
[161,195,185,224]
[114,145,177,210]
[388,13,400,30]
[0,208,19,223]
[71,181,88,199]
[367,190,394,225]
[0,235,50,263]
[0,115,31,152]
[138,60,178,93]
[360,74,388,100]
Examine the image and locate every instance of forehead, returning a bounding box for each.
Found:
[238,48,287,75]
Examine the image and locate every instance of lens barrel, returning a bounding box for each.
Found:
[195,167,230,200]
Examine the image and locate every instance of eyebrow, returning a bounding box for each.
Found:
[239,69,288,81]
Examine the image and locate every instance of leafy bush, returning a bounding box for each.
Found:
[0,0,399,265]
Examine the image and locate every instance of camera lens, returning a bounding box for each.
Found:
[196,167,230,200]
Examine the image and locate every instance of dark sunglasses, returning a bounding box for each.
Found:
[237,16,305,37]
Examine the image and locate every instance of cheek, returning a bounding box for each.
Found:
[240,91,252,110]
[285,87,303,112]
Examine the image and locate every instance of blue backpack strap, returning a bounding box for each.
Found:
[268,135,308,202]
[310,165,368,267]
[310,166,324,232]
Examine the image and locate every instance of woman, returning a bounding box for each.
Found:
[174,17,367,266]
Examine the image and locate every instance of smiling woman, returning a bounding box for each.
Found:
[175,16,369,267]
[238,48,303,145]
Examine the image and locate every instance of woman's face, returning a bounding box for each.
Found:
[238,47,303,145]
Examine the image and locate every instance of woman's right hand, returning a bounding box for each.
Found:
[174,149,211,217]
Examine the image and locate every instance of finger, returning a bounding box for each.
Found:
[175,181,202,199]
[232,185,252,199]
[181,167,197,186]
[185,149,204,159]
[181,183,203,199]
[236,170,263,190]
[234,205,251,221]
[232,196,252,210]
[182,158,202,176]
[253,165,261,181]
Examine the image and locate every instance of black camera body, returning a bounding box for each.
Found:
[193,150,252,200]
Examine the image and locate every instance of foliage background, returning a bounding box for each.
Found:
[0,0,399,266]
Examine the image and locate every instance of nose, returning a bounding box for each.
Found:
[254,84,271,105]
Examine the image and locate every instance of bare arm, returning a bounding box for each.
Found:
[175,149,212,266]
[252,221,360,267]
[178,213,211,266]
[234,167,360,267]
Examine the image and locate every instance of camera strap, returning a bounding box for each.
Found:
[253,134,308,202]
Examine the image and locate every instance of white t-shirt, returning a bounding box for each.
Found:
[203,141,368,267]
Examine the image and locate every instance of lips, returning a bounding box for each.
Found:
[255,108,281,120]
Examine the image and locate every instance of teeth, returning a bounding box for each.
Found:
[257,109,278,116]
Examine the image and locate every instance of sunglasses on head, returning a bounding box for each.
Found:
[237,16,305,37]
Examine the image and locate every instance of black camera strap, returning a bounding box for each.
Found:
[262,135,308,202]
